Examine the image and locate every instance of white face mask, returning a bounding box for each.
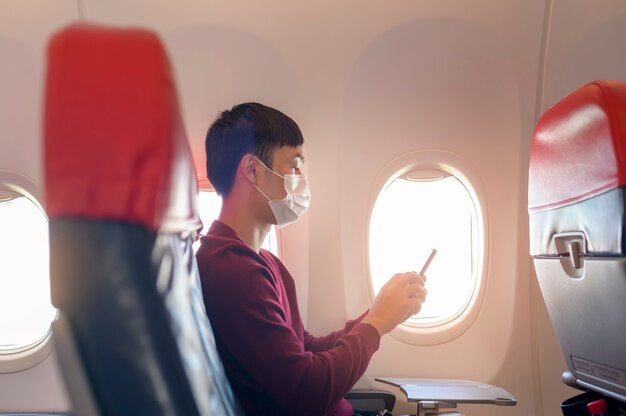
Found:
[253,157,311,228]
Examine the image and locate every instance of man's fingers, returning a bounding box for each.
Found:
[399,271,420,286]
[412,301,422,316]
[407,298,422,317]
[408,290,427,304]
[407,281,427,303]
[406,275,426,291]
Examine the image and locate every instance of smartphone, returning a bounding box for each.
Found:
[418,248,437,276]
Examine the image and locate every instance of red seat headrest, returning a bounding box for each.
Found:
[44,23,200,233]
[529,80,626,213]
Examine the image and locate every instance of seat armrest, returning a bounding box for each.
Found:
[346,389,396,412]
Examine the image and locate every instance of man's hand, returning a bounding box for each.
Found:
[362,272,427,336]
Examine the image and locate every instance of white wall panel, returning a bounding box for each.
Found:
[0,0,78,187]
[542,0,626,110]
[0,352,69,412]
[0,2,77,411]
[334,9,544,416]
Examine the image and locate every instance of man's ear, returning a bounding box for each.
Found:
[239,154,258,185]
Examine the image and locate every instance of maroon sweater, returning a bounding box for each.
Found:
[196,220,380,416]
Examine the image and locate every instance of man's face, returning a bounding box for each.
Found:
[262,145,304,196]
[255,145,305,222]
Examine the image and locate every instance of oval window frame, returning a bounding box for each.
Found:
[366,150,489,346]
[0,169,56,373]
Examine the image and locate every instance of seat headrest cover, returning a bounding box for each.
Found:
[45,23,200,232]
[528,81,626,212]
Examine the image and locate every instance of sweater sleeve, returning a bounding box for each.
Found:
[303,310,369,353]
[201,252,380,416]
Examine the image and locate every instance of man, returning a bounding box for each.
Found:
[197,102,427,416]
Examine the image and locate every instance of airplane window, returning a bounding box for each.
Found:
[193,190,280,256]
[0,193,56,355]
[369,171,480,328]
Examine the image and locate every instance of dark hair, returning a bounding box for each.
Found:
[205,102,304,196]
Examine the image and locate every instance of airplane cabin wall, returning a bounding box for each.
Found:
[0,1,76,412]
[1,1,625,415]
[326,3,544,416]
[80,3,545,415]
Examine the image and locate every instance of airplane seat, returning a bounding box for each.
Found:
[529,80,626,416]
[44,23,243,415]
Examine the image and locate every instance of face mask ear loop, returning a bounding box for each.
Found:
[252,156,279,201]
[254,156,285,179]
[253,184,272,201]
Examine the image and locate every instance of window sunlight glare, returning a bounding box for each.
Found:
[369,176,477,325]
[193,191,278,255]
[0,197,56,351]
